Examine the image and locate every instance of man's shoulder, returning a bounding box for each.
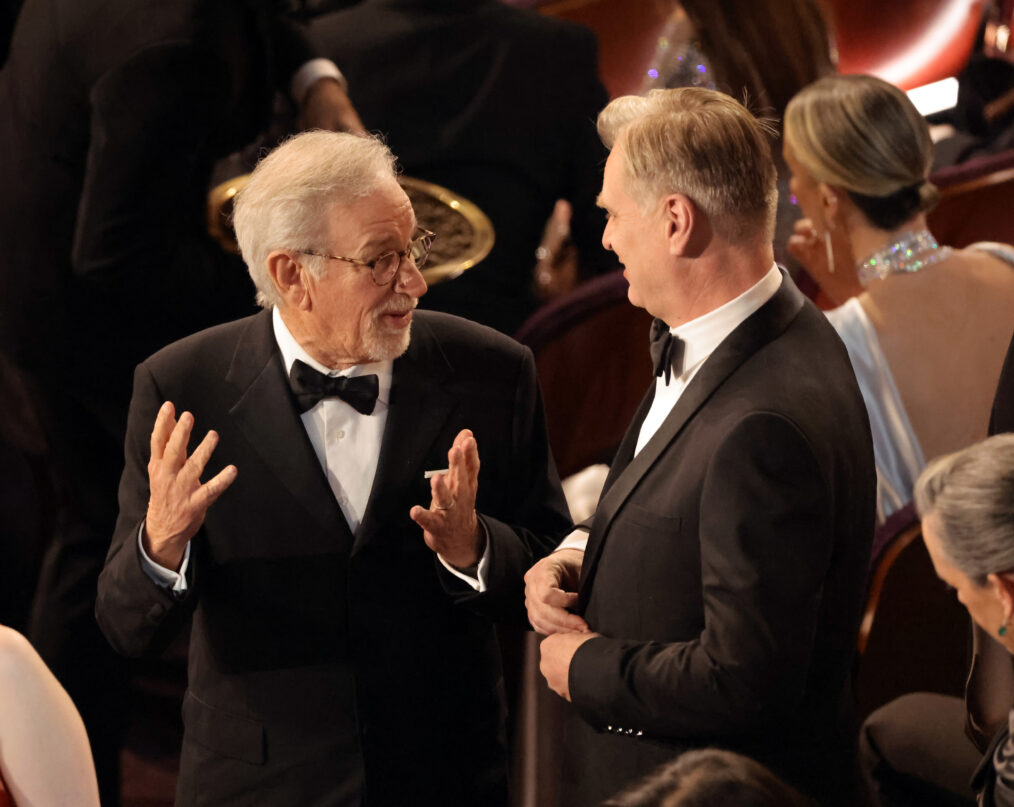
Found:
[414,310,527,357]
[143,312,266,372]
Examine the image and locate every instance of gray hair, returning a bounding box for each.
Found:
[914,433,1014,585]
[597,87,778,244]
[233,130,398,308]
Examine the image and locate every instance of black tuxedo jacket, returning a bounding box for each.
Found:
[309,0,614,334]
[96,310,571,806]
[562,276,877,806]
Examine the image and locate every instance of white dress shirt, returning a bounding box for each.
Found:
[556,264,783,552]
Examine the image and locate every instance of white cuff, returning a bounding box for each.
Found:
[437,521,491,593]
[291,58,347,107]
[138,524,191,596]
[556,527,589,553]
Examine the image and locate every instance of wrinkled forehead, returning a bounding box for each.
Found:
[323,179,417,247]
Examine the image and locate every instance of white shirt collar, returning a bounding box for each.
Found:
[271,306,394,401]
[669,263,782,380]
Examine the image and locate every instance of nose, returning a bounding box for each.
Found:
[395,254,428,298]
[601,218,613,252]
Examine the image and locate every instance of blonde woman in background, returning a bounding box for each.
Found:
[0,626,99,806]
[783,73,1014,520]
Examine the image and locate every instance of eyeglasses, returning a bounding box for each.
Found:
[297,228,437,286]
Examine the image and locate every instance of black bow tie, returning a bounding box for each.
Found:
[288,359,379,415]
[649,318,685,385]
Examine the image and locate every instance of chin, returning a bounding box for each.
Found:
[365,323,412,363]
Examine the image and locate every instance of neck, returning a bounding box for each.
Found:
[278,307,357,372]
[661,241,773,327]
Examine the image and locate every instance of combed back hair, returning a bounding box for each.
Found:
[914,433,1014,586]
[784,74,940,230]
[233,130,398,308]
[597,88,778,244]
[601,748,811,807]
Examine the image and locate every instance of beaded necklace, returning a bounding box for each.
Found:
[856,229,952,286]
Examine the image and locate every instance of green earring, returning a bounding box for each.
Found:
[1000,625,1008,637]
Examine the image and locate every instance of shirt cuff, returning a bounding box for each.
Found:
[437,520,491,593]
[556,526,590,553]
[291,59,348,107]
[138,523,191,596]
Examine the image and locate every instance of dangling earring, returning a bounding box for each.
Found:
[824,230,835,275]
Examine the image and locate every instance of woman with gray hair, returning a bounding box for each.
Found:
[783,74,1014,521]
[916,433,1014,806]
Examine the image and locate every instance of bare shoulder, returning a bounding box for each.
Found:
[0,625,42,680]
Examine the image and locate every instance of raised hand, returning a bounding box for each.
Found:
[410,429,482,569]
[144,401,237,570]
[524,549,589,635]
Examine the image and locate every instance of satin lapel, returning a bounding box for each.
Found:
[599,384,656,496]
[225,311,353,546]
[577,274,806,608]
[353,316,458,554]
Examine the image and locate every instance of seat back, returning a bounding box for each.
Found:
[515,270,654,478]
[855,504,969,719]
[928,149,1014,248]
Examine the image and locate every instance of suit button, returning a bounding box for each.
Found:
[147,603,166,622]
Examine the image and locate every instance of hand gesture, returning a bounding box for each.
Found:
[144,402,237,571]
[410,429,482,569]
[524,549,589,635]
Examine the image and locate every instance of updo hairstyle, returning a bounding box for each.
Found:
[784,74,940,230]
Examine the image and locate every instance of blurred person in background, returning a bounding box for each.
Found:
[0,624,100,807]
[309,0,617,334]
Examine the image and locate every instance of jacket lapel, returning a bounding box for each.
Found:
[224,310,354,548]
[577,273,806,607]
[353,314,459,554]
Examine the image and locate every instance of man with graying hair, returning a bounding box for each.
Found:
[96,130,571,806]
[523,88,877,806]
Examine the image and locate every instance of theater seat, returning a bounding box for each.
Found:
[515,270,654,479]
[929,149,1014,248]
[855,504,969,720]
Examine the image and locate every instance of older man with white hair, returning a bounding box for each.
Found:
[96,130,570,806]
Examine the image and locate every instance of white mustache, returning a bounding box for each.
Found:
[377,296,418,316]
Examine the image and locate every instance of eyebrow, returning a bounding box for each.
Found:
[359,223,419,255]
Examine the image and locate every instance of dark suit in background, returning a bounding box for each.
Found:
[96,310,571,805]
[562,277,876,806]
[310,0,615,335]
[0,1,315,798]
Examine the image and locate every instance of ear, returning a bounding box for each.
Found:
[266,250,312,311]
[662,193,696,256]
[817,182,841,229]
[988,572,1014,623]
